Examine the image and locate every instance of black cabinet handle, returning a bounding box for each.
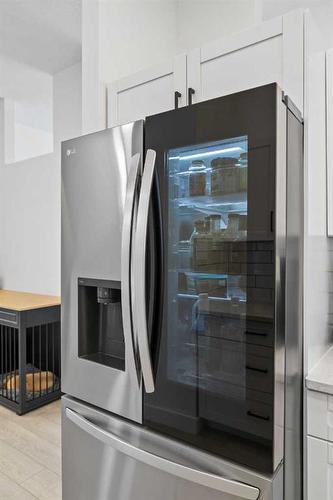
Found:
[174,91,181,109]
[246,365,268,374]
[244,331,268,337]
[247,411,270,421]
[188,88,195,105]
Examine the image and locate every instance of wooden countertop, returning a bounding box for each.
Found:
[0,290,61,312]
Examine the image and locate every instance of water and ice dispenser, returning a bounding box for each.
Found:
[77,278,125,371]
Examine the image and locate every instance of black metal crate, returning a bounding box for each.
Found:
[0,305,61,414]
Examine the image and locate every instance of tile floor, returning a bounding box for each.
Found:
[0,400,61,500]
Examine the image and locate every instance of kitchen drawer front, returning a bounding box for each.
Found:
[243,320,274,348]
[0,309,18,326]
[307,390,333,442]
[199,388,273,440]
[198,338,274,394]
[307,436,333,500]
[245,345,274,394]
[207,315,274,348]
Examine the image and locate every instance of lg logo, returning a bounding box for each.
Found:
[66,148,76,157]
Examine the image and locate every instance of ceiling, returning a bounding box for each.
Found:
[0,0,81,74]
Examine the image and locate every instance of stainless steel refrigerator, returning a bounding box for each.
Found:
[61,84,303,500]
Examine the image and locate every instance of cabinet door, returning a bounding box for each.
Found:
[327,48,333,236]
[107,55,187,127]
[308,436,333,500]
[187,11,303,114]
[307,390,333,442]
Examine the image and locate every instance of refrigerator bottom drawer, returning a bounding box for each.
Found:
[62,395,283,500]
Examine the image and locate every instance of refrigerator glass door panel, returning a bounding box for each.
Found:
[62,396,282,500]
[61,122,143,423]
[144,85,280,473]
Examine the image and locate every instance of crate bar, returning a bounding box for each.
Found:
[5,327,7,400]
[46,324,49,394]
[13,328,16,403]
[18,313,27,415]
[32,327,35,400]
[8,327,10,399]
[58,323,61,386]
[39,325,42,399]
[1,326,3,398]
[52,323,55,393]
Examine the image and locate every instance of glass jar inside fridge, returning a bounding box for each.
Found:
[190,219,211,271]
[188,160,210,196]
[205,214,222,234]
[205,214,228,273]
[211,157,238,195]
[177,170,190,198]
[205,214,221,252]
[191,293,210,335]
[238,152,248,192]
[178,240,191,269]
[224,213,240,240]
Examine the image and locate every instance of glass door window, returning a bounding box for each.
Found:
[167,137,248,391]
[145,85,277,474]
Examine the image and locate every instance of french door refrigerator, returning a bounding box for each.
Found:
[61,84,303,500]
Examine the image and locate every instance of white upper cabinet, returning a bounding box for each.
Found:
[107,54,187,127]
[187,17,283,105]
[187,11,303,111]
[107,10,304,127]
[326,49,333,236]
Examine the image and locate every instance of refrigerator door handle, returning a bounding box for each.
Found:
[66,408,260,500]
[133,149,156,393]
[121,152,141,383]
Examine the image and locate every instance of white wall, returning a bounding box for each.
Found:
[0,54,53,163]
[54,63,82,146]
[0,63,82,296]
[261,0,333,47]
[82,0,104,134]
[176,0,260,52]
[99,0,262,84]
[83,0,262,133]
[99,0,177,84]
[0,153,60,295]
[303,11,333,372]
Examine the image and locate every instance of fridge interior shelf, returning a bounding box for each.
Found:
[178,271,228,280]
[174,192,247,213]
[178,292,245,303]
[177,293,273,321]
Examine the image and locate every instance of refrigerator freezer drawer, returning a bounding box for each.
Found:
[62,396,283,500]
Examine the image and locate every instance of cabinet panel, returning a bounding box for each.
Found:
[201,36,282,103]
[308,390,333,442]
[308,436,333,500]
[187,11,303,113]
[107,55,187,127]
[187,18,283,106]
[327,48,333,236]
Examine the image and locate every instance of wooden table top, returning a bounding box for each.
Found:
[0,290,61,312]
